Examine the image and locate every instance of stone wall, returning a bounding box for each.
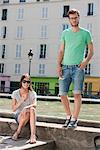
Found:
[0,112,100,150]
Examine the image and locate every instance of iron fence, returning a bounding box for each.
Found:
[0,86,100,99]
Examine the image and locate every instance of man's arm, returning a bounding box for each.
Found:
[57,43,65,77]
[79,42,94,69]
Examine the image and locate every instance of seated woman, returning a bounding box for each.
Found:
[11,73,37,144]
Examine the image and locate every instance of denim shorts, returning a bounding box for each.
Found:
[15,112,20,124]
[59,65,84,95]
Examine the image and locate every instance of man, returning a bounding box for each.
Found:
[57,9,94,128]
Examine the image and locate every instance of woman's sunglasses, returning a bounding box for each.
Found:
[22,80,30,84]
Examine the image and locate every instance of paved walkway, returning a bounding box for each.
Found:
[0,136,47,150]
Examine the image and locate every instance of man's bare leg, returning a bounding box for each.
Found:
[61,95,71,117]
[61,95,72,127]
[73,94,82,119]
[68,94,82,128]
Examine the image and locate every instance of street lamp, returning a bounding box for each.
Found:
[28,49,33,75]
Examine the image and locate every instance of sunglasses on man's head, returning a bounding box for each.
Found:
[22,80,30,84]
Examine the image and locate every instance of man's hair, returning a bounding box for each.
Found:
[67,9,80,18]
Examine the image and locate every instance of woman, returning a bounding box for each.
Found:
[11,73,37,144]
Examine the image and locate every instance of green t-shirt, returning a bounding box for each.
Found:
[61,27,93,65]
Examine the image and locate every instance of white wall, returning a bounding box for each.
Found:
[0,0,100,82]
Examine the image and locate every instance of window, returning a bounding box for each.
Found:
[34,82,49,95]
[0,81,5,93]
[3,0,9,3]
[41,7,48,19]
[41,25,47,38]
[85,47,88,58]
[2,9,7,20]
[16,26,23,39]
[39,44,46,58]
[87,3,94,16]
[84,47,91,75]
[62,24,69,31]
[17,8,24,20]
[0,63,4,73]
[15,64,21,74]
[63,5,69,17]
[16,44,21,58]
[39,64,45,74]
[2,45,6,58]
[87,23,92,33]
[88,83,92,95]
[84,82,88,96]
[85,64,91,75]
[43,0,49,1]
[0,45,6,59]
[84,82,92,97]
[19,0,26,2]
[3,26,6,38]
[2,26,7,38]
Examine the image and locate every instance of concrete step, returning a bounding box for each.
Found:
[0,110,100,128]
[0,117,100,150]
[0,136,55,150]
[0,118,55,150]
[94,136,100,150]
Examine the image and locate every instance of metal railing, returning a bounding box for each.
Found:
[0,86,100,99]
[0,93,100,103]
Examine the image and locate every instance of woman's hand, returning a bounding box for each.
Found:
[12,97,27,112]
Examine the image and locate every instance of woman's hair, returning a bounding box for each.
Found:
[67,9,80,18]
[19,73,33,91]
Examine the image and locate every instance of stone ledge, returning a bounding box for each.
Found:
[0,109,100,128]
[37,115,100,128]
[36,121,100,150]
[0,110,100,150]
[0,117,100,150]
[0,136,55,150]
[36,121,100,133]
[0,117,100,134]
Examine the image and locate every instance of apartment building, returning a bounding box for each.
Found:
[0,0,100,96]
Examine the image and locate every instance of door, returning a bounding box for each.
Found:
[1,81,5,92]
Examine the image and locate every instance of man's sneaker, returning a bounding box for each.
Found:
[63,116,71,128]
[68,119,78,128]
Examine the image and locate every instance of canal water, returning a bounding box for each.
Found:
[0,98,100,121]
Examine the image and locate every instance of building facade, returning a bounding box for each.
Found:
[0,0,100,96]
